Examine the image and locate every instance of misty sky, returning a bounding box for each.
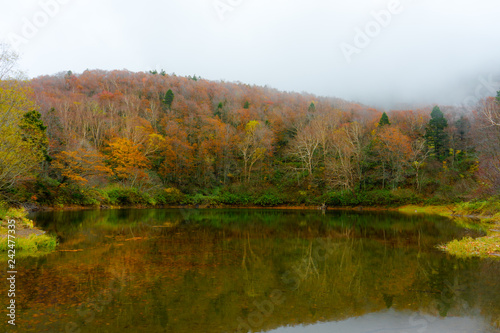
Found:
[1,0,499,109]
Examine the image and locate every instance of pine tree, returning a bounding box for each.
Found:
[425,106,449,161]
[308,102,316,112]
[378,112,390,127]
[214,102,224,118]
[243,101,250,109]
[163,89,174,110]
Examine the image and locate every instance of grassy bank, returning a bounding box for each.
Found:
[0,202,58,256]
[399,200,500,259]
[441,200,500,258]
[440,234,500,258]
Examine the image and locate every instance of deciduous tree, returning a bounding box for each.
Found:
[287,124,320,177]
[0,76,44,190]
[238,120,274,182]
[373,126,412,189]
[478,95,500,127]
[52,149,111,186]
[106,137,150,187]
[328,122,364,192]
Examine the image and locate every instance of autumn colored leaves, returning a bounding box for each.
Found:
[2,50,500,205]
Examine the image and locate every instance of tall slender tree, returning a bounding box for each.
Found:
[19,110,51,162]
[425,106,448,161]
[163,89,174,110]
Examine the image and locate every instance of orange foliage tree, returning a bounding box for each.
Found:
[52,149,111,186]
[105,137,150,187]
[157,120,194,186]
[372,126,413,189]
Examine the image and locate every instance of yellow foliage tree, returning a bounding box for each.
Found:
[0,81,43,190]
[106,137,150,186]
[238,120,274,182]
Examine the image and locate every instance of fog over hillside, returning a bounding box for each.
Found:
[1,0,499,109]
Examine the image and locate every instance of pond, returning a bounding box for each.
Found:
[2,208,500,332]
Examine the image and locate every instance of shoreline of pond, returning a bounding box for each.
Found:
[2,202,499,259]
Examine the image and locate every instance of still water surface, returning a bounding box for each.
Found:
[2,209,500,332]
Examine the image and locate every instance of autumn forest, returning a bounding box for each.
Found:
[2,54,500,208]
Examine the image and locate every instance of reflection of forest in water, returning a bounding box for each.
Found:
[2,209,498,332]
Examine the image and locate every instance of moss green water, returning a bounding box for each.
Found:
[1,209,499,332]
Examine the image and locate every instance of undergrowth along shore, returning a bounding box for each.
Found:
[12,184,455,208]
[0,203,58,256]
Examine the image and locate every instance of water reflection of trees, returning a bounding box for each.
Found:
[10,209,499,332]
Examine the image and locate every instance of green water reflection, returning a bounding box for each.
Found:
[1,209,499,332]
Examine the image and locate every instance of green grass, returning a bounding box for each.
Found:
[0,202,58,256]
[0,203,35,235]
[0,202,31,223]
[399,199,500,259]
[398,204,454,216]
[454,199,500,218]
[439,234,500,259]
[0,234,58,257]
[399,199,500,220]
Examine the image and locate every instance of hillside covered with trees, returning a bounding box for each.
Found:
[2,57,500,208]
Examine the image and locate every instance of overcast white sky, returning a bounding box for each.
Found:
[1,0,499,109]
